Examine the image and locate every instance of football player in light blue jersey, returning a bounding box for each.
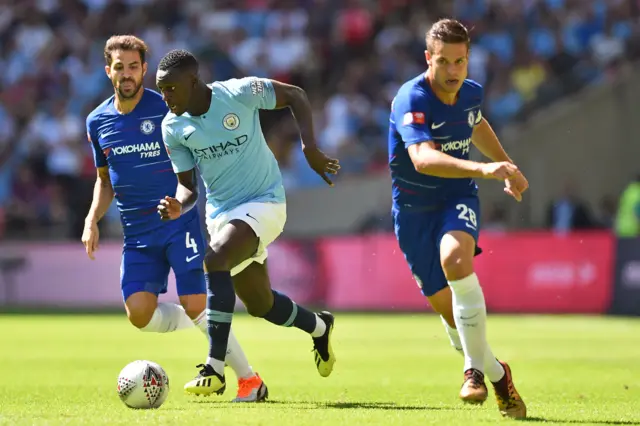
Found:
[155,49,340,395]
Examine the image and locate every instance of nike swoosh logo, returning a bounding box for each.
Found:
[186,254,200,262]
[460,313,479,320]
[431,122,445,129]
[246,213,258,222]
[184,130,195,140]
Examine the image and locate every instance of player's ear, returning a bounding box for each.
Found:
[142,62,148,77]
[105,65,111,77]
[424,50,431,65]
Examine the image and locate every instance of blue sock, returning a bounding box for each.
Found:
[205,271,235,364]
[262,290,317,334]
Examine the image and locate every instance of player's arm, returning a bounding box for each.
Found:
[158,123,198,220]
[471,117,512,163]
[158,169,198,221]
[83,125,114,259]
[271,80,340,185]
[408,142,491,178]
[85,166,115,225]
[231,77,339,185]
[471,117,529,200]
[173,169,199,214]
[270,81,316,149]
[84,126,114,226]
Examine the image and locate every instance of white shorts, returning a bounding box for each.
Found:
[205,202,287,276]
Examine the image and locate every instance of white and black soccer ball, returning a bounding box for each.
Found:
[117,360,170,409]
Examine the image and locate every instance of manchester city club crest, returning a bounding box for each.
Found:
[222,113,240,130]
[140,120,155,135]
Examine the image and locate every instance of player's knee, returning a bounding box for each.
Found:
[204,245,232,271]
[125,292,158,329]
[440,250,474,281]
[179,294,205,319]
[127,307,156,329]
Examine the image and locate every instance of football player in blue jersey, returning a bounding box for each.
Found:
[82,35,267,402]
[389,19,528,418]
[155,49,339,396]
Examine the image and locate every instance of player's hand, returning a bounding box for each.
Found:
[81,221,99,260]
[504,170,529,202]
[157,196,182,221]
[480,162,519,181]
[303,146,340,186]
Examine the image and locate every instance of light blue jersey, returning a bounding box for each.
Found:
[161,77,286,219]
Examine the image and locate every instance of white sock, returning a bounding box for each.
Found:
[206,357,226,376]
[449,273,487,373]
[440,315,463,353]
[484,348,506,383]
[440,315,505,382]
[311,314,327,338]
[193,311,253,379]
[140,303,194,333]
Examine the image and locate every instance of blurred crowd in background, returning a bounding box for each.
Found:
[1,0,639,240]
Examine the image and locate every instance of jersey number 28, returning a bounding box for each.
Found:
[456,204,478,229]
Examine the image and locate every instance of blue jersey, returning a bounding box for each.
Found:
[389,74,484,211]
[161,77,285,220]
[86,89,198,241]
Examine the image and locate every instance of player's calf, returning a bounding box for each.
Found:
[260,292,335,377]
[440,232,487,370]
[431,289,506,383]
[200,222,259,377]
[234,263,336,377]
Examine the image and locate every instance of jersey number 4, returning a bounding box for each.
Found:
[456,204,478,230]
[185,232,198,254]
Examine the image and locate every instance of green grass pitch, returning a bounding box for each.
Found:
[1,313,639,425]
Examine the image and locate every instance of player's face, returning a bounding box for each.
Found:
[106,49,146,99]
[425,41,468,94]
[156,69,195,116]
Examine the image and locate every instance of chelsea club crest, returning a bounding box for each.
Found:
[140,120,155,135]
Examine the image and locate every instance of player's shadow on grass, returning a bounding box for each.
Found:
[521,417,640,425]
[313,401,451,411]
[191,400,451,411]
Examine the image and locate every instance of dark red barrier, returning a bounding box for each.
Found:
[0,232,614,313]
[474,232,614,313]
[0,240,321,308]
[317,231,615,313]
[319,234,426,311]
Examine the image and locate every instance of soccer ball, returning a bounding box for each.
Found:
[117,360,170,409]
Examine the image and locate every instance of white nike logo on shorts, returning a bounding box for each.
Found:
[186,254,200,262]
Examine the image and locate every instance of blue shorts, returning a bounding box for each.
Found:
[393,196,482,297]
[120,213,206,301]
